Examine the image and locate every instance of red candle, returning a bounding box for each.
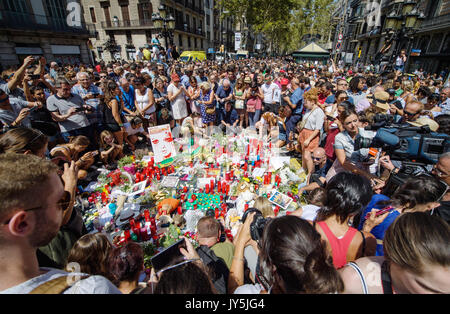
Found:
[230,170,234,178]
[156,173,161,180]
[215,208,219,219]
[245,204,249,211]
[218,181,222,193]
[205,184,210,194]
[274,206,280,216]
[177,206,183,215]
[210,179,214,190]
[183,186,188,193]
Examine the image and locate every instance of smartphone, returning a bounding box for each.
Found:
[30,74,40,80]
[150,238,187,272]
[28,106,38,113]
[74,107,85,112]
[326,115,336,121]
[364,206,393,220]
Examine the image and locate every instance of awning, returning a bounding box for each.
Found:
[292,53,329,58]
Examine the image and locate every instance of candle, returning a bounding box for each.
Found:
[205,184,210,194]
[210,179,214,190]
[218,181,222,193]
[274,206,280,216]
[183,186,188,193]
[177,206,183,215]
[245,204,249,211]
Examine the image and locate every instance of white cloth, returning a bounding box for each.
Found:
[124,122,145,136]
[135,88,155,116]
[167,83,188,120]
[0,268,121,294]
[261,82,279,104]
[300,204,320,221]
[302,107,325,130]
[234,283,264,294]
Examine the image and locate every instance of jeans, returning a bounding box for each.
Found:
[248,109,261,127]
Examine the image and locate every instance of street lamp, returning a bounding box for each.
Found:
[151,5,175,49]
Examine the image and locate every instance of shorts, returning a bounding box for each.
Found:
[299,128,320,152]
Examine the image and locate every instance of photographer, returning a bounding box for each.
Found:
[46,77,94,145]
[230,213,344,294]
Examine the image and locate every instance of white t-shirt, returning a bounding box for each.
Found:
[302,107,325,130]
[136,88,155,115]
[234,283,264,294]
[0,268,121,294]
[261,83,279,104]
[124,122,145,136]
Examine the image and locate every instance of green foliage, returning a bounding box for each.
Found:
[160,224,181,248]
[118,156,134,169]
[142,241,158,268]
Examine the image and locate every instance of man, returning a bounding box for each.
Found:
[261,74,280,114]
[0,154,121,294]
[215,79,233,111]
[46,77,93,143]
[431,152,450,224]
[0,87,41,128]
[219,100,239,133]
[394,49,407,72]
[402,100,423,123]
[71,72,104,129]
[298,147,332,194]
[180,67,196,89]
[284,77,306,117]
[136,47,144,62]
[197,68,208,83]
[155,63,168,82]
[142,45,151,61]
[49,62,59,81]
[325,78,354,105]
[151,35,161,61]
[119,77,135,115]
[196,216,233,294]
[439,87,450,114]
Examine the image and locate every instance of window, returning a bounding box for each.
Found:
[194,37,197,48]
[442,35,450,54]
[201,38,203,49]
[103,6,111,27]
[179,34,183,47]
[89,7,96,23]
[138,2,152,23]
[126,31,132,44]
[188,36,191,47]
[206,14,210,26]
[121,5,130,25]
[428,33,443,53]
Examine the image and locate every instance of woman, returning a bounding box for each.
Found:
[327,108,380,183]
[150,237,215,294]
[108,242,150,294]
[198,81,216,128]
[347,76,367,106]
[230,214,344,294]
[0,127,84,269]
[209,74,218,93]
[359,174,446,256]
[233,77,246,128]
[314,172,377,269]
[242,76,252,126]
[167,73,188,125]
[134,77,156,128]
[245,81,263,127]
[49,135,95,180]
[66,233,114,281]
[297,88,325,176]
[323,91,348,161]
[99,130,123,167]
[103,81,126,146]
[187,76,201,115]
[340,212,450,294]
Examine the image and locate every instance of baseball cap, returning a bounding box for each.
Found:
[373,91,390,111]
[280,78,289,86]
[407,117,439,132]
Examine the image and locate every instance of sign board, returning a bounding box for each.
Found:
[148,124,177,164]
[338,33,343,41]
[345,52,353,64]
[51,45,81,54]
[410,49,421,56]
[235,32,241,51]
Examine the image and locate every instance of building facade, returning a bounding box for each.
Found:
[337,0,450,75]
[80,0,207,62]
[0,0,95,68]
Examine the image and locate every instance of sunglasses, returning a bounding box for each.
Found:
[3,191,71,225]
[404,110,419,116]
[312,156,323,161]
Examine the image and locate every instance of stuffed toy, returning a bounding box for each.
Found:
[156,198,180,218]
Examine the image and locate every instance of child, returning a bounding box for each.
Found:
[99,130,123,168]
[124,117,150,151]
[289,187,326,221]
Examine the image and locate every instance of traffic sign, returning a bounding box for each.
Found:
[338,33,343,41]
[336,42,342,50]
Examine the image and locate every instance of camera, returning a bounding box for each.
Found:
[74,107,85,113]
[241,208,268,242]
[29,74,41,80]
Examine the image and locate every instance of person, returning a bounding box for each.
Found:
[134,77,156,128]
[153,77,170,112]
[215,79,233,113]
[284,77,307,118]
[136,47,144,62]
[394,49,407,72]
[219,100,239,133]
[290,187,326,221]
[323,91,347,160]
[347,76,367,108]
[360,174,446,256]
[233,77,246,128]
[71,72,104,131]
[198,81,216,128]
[0,127,48,158]
[187,75,201,115]
[66,233,114,281]
[118,78,135,116]
[102,81,126,146]
[151,35,161,61]
[98,130,123,167]
[230,214,344,294]
[325,78,354,105]
[124,116,150,151]
[0,153,120,294]
[167,73,188,126]
[401,100,423,123]
[108,242,150,294]
[150,237,216,294]
[1,84,42,129]
[46,77,93,145]
[327,108,380,182]
[339,212,450,294]
[261,74,279,114]
[314,172,377,269]
[196,216,234,294]
[297,88,325,177]
[245,81,263,127]
[142,45,151,61]
[49,135,95,180]
[297,147,332,195]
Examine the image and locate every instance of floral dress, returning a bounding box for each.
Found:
[200,90,215,124]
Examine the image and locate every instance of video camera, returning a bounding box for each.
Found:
[355,115,450,164]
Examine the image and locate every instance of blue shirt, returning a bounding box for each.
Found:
[220,108,238,125]
[285,114,301,144]
[290,87,307,115]
[358,194,400,256]
[119,85,135,112]
[71,84,104,124]
[215,85,232,108]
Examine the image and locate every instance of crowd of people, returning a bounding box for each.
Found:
[0,51,450,294]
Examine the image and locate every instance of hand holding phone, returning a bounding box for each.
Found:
[150,238,187,273]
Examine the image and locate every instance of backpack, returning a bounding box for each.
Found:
[196,245,229,294]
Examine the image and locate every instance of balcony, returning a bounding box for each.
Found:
[0,10,95,36]
[101,19,154,30]
[175,24,205,36]
[419,13,450,32]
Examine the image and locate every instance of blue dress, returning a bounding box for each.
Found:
[200,90,215,124]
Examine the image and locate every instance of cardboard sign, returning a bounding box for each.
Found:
[148,124,177,164]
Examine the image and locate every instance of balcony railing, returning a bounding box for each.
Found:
[420,13,450,30]
[101,18,154,29]
[175,23,205,36]
[0,10,95,36]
